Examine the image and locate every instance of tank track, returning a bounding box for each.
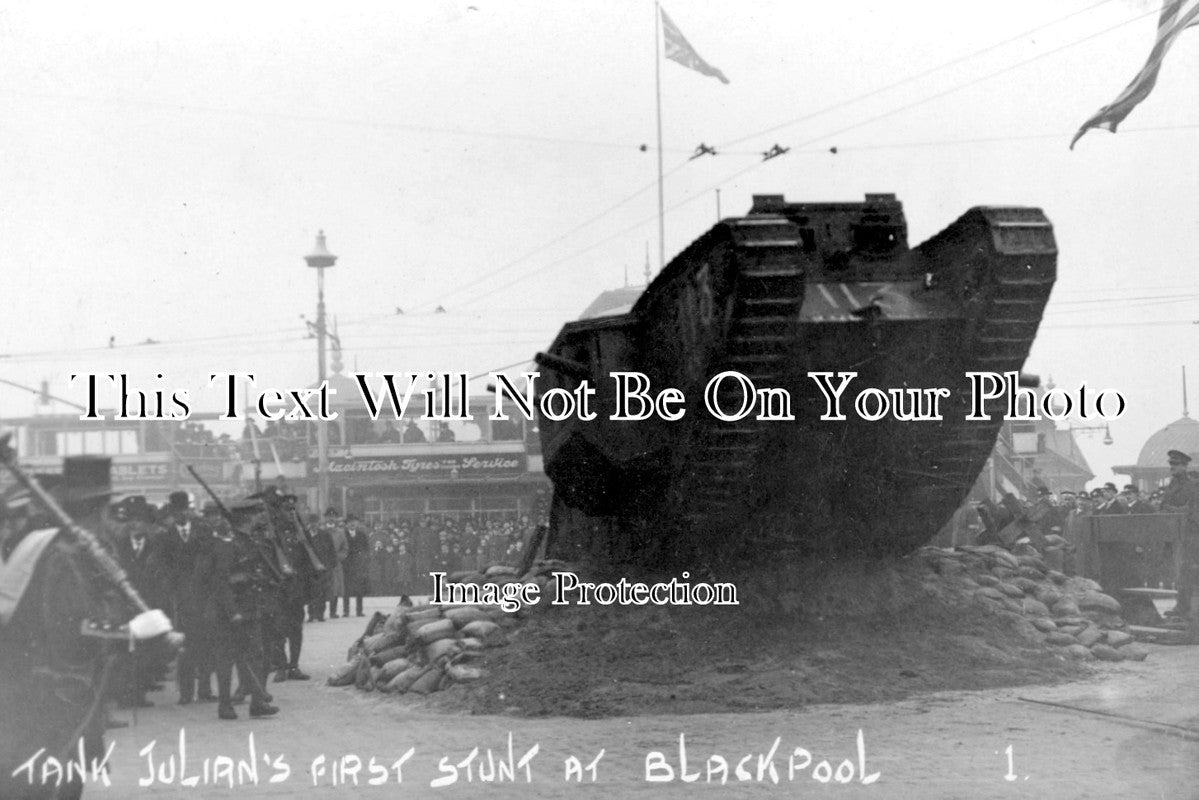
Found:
[918,208,1057,514]
[679,216,808,523]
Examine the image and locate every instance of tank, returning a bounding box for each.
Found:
[535,193,1056,568]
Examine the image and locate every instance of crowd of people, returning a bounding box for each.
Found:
[364,513,536,595]
[948,449,1199,613]
[0,456,428,744]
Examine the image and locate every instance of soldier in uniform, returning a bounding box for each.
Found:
[201,499,280,721]
[256,488,316,682]
[1,455,174,800]
[1160,449,1199,623]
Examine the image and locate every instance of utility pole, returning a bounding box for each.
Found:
[304,231,337,515]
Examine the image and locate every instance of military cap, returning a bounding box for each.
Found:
[1168,449,1192,465]
[1089,488,1104,498]
[1103,482,1117,492]
[111,495,155,523]
[1123,484,1139,495]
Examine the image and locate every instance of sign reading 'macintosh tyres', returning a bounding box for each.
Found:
[316,453,527,482]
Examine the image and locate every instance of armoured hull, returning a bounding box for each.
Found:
[537,194,1056,567]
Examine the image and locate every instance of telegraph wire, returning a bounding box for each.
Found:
[719,0,1122,148]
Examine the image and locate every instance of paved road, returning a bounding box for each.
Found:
[62,598,1197,798]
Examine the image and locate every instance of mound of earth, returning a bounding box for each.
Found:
[425,555,1088,718]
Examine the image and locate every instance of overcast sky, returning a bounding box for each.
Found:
[1,0,1194,485]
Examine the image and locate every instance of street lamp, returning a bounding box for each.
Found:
[1069,422,1113,446]
[305,230,337,515]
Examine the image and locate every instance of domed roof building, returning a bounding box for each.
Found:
[1114,413,1199,490]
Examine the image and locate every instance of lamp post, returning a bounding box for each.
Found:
[1068,422,1113,446]
[305,230,337,515]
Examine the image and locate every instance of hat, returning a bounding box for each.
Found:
[1103,482,1117,492]
[166,490,191,512]
[1089,488,1104,498]
[1168,449,1192,466]
[1123,484,1139,495]
[56,456,112,509]
[111,495,155,523]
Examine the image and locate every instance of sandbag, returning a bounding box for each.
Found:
[425,638,462,663]
[367,630,406,654]
[459,637,485,651]
[446,663,486,683]
[405,607,443,624]
[354,654,374,691]
[370,644,409,667]
[379,657,412,682]
[408,665,444,695]
[415,618,456,644]
[444,606,491,628]
[460,619,506,646]
[385,665,427,694]
[326,660,358,687]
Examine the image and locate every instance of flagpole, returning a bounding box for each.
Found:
[654,0,665,274]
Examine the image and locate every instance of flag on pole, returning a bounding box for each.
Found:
[661,7,730,84]
[1071,0,1199,149]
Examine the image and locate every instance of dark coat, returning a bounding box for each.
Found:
[343,526,371,596]
[1,533,133,799]
[157,514,214,631]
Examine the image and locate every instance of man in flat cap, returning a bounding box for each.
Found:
[1161,450,1199,623]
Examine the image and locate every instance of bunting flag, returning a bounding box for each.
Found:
[661,7,730,84]
[1071,0,1199,149]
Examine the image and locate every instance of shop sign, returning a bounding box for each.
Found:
[321,453,526,481]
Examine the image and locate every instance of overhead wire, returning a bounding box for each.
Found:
[1,2,1171,370]
[719,0,1122,148]
[444,5,1161,310]
[402,0,1136,313]
[10,90,699,156]
[402,159,692,314]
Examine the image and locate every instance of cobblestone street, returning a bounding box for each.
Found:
[74,597,1197,799]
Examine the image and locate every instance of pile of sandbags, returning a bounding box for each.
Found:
[326,602,508,695]
[327,560,577,696]
[919,543,1150,662]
